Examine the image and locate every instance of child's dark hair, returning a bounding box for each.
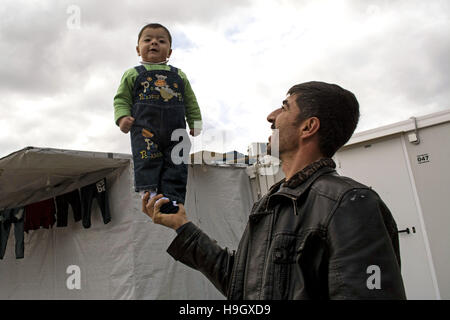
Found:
[138,23,172,47]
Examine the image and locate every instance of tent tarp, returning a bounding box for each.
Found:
[0,147,252,299]
[0,147,130,209]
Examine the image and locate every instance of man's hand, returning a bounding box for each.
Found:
[190,128,201,137]
[119,116,135,133]
[142,193,189,230]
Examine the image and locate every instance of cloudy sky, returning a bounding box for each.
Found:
[1,0,449,158]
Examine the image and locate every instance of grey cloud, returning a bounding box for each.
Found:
[0,0,251,97]
[293,1,450,131]
[72,0,252,30]
[1,0,449,158]
[354,23,449,120]
[0,2,68,95]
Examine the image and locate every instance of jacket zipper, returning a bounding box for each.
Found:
[269,193,298,216]
[292,198,298,216]
[227,227,247,299]
[276,193,298,216]
[259,211,275,299]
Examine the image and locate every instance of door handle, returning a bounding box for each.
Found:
[398,227,416,234]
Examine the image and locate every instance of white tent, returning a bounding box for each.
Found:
[0,147,253,299]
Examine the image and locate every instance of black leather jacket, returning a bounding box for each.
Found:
[167,166,407,299]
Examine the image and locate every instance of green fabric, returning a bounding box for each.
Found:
[114,64,202,130]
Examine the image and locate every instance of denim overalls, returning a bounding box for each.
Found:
[130,65,189,205]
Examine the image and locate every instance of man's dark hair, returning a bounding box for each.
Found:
[138,23,172,47]
[287,81,360,158]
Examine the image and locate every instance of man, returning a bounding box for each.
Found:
[142,81,407,299]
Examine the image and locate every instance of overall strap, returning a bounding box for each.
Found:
[169,65,179,74]
[134,65,147,74]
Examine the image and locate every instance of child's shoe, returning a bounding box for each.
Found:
[159,200,179,214]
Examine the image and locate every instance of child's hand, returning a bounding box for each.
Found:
[119,116,135,133]
[190,128,201,137]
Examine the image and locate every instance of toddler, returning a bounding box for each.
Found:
[114,23,202,213]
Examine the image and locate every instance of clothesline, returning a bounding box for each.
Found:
[0,177,111,261]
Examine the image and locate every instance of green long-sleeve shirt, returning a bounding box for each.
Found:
[114,64,202,130]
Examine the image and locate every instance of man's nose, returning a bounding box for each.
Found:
[267,108,281,125]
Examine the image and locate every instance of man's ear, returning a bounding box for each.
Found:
[300,117,320,138]
[167,48,173,59]
[136,45,141,56]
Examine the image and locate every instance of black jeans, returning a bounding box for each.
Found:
[55,189,82,227]
[80,178,111,228]
[0,208,24,259]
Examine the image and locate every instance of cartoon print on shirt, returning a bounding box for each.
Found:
[154,74,167,87]
[138,70,182,102]
[141,80,150,93]
[154,74,180,102]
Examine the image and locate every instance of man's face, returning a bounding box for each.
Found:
[267,94,302,157]
[136,27,172,63]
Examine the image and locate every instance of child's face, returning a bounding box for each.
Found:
[136,27,172,63]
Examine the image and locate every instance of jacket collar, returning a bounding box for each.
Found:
[283,158,336,188]
[267,158,336,204]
